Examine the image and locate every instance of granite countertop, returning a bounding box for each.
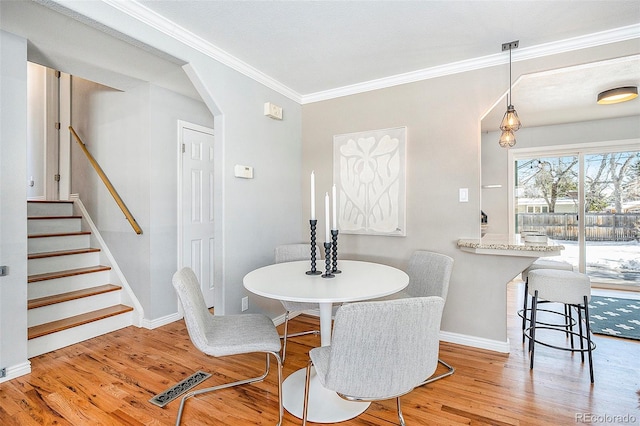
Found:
[457,234,564,256]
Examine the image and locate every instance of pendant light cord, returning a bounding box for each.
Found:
[508,47,512,106]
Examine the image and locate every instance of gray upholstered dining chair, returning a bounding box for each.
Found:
[274,243,321,362]
[171,267,283,426]
[376,250,455,384]
[302,297,445,426]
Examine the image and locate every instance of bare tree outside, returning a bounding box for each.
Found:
[515,150,640,287]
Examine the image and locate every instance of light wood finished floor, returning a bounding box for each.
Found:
[1,280,639,425]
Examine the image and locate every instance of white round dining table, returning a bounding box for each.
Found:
[243,259,409,423]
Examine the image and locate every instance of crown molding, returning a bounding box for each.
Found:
[301,23,640,104]
[101,0,302,103]
[97,1,638,106]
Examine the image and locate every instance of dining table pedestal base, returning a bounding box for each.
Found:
[282,367,370,423]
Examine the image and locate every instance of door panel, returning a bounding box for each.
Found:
[181,125,215,307]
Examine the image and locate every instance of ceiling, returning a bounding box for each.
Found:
[134,1,639,94]
[4,1,640,131]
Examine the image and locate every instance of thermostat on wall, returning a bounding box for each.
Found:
[234,164,254,179]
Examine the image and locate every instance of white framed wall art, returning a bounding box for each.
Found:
[333,126,407,236]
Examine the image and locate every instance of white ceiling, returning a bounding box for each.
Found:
[132,0,640,130]
[3,0,640,131]
[136,0,639,95]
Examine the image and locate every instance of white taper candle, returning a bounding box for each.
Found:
[332,184,337,230]
[310,171,316,220]
[324,192,330,242]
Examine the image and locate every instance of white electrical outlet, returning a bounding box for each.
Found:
[242,296,249,311]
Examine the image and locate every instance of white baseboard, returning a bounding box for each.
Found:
[141,312,182,329]
[0,361,32,384]
[440,330,511,353]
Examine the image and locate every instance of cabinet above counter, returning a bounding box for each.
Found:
[457,234,564,257]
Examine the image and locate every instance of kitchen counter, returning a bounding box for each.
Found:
[457,234,564,257]
[445,234,565,353]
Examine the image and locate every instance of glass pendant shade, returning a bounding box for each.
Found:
[499,105,522,132]
[498,129,516,148]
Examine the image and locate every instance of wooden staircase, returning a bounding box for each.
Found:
[27,200,134,358]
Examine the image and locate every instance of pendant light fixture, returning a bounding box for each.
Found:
[498,40,521,148]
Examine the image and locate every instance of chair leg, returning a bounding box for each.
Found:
[522,278,529,343]
[175,351,283,426]
[529,291,538,370]
[567,304,575,349]
[396,396,406,426]
[302,360,313,426]
[420,358,455,385]
[280,311,320,363]
[584,295,595,384]
[281,311,291,363]
[577,304,586,363]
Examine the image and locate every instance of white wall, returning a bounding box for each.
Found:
[46,0,304,318]
[481,115,640,235]
[302,40,640,345]
[70,77,217,320]
[0,30,30,381]
[26,62,45,199]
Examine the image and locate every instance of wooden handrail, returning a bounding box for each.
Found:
[69,126,143,235]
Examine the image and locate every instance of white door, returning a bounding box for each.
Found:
[180,122,216,307]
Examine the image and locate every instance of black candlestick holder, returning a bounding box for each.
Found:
[322,242,334,278]
[306,220,322,275]
[331,229,341,274]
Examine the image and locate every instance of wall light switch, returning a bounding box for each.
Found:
[459,188,469,202]
[234,164,254,179]
[264,102,283,120]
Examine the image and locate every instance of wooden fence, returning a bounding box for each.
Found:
[517,213,640,241]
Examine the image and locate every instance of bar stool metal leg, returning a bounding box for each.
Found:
[584,295,594,384]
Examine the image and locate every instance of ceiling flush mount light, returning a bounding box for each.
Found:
[498,40,521,148]
[597,86,638,105]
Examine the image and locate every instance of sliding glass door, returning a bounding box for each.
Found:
[511,143,640,289]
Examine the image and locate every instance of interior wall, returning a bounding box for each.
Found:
[0,30,29,380]
[481,115,640,235]
[184,56,304,315]
[70,77,216,320]
[26,62,45,199]
[37,0,305,318]
[302,41,640,344]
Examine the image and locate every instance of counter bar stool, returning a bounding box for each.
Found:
[525,269,595,383]
[519,259,574,343]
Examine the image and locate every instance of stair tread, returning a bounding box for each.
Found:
[28,247,100,260]
[27,200,74,204]
[28,265,111,283]
[28,304,133,340]
[28,215,82,220]
[28,284,122,309]
[28,231,91,239]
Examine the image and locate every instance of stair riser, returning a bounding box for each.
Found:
[27,202,74,217]
[27,311,133,358]
[28,234,91,254]
[28,291,122,327]
[28,270,112,299]
[28,218,82,235]
[28,252,101,275]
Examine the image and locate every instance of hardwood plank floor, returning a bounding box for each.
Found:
[1,280,639,425]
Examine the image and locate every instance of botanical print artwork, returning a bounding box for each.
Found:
[333,127,406,236]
